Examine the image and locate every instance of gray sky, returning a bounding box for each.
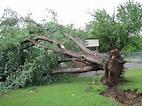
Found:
[0,0,142,28]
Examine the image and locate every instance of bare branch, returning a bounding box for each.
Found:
[65,34,95,55]
[50,66,103,74]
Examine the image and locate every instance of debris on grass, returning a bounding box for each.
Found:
[102,87,142,106]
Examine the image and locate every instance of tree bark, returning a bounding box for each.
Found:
[51,65,103,74]
[51,66,93,74]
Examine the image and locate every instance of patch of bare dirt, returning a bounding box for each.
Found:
[102,88,142,106]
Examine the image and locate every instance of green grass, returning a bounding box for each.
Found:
[120,68,142,93]
[1,69,142,106]
[0,77,119,106]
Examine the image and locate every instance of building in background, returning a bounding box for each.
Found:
[85,38,99,52]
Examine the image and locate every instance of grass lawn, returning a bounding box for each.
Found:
[120,68,142,92]
[0,68,142,106]
[0,77,119,106]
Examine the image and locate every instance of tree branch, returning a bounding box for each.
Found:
[63,34,95,55]
[21,35,106,65]
[50,65,103,74]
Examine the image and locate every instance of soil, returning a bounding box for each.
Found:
[102,87,142,106]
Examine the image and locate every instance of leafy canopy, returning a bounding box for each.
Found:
[89,0,142,52]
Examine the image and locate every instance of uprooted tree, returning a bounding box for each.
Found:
[1,1,142,91]
[21,35,126,87]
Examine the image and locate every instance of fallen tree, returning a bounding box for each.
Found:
[21,35,126,87]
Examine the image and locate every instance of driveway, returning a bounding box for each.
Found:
[125,62,142,70]
[79,62,142,77]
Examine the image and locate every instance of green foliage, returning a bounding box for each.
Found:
[117,0,142,33]
[0,82,8,95]
[123,36,142,53]
[88,0,142,52]
[0,8,87,91]
[23,45,59,85]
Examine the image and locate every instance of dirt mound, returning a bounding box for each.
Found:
[102,88,142,106]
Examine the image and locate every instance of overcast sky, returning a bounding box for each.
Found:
[0,0,142,28]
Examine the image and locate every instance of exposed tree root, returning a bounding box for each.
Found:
[102,87,142,106]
